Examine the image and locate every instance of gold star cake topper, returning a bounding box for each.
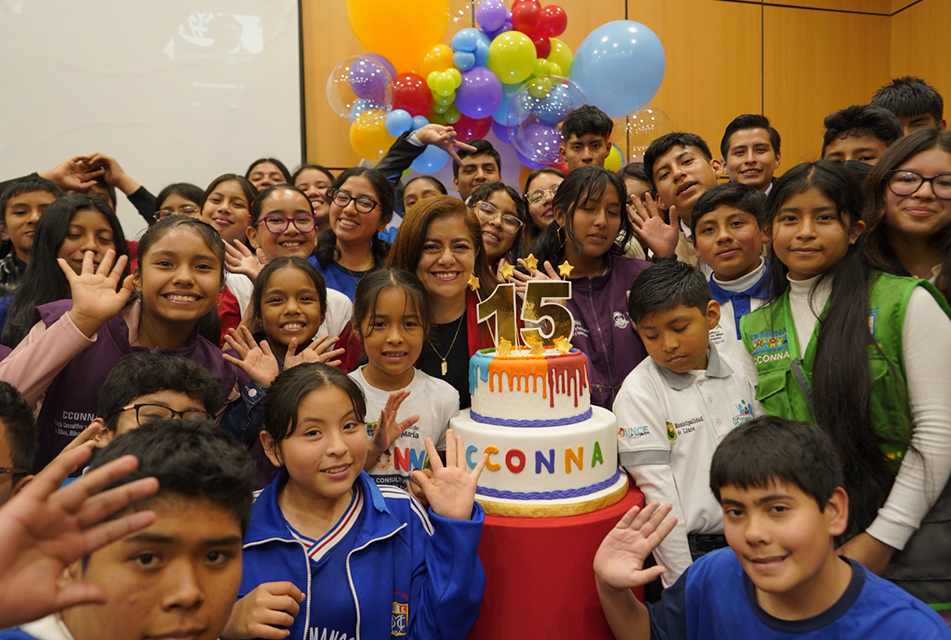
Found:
[525,334,545,356]
[499,261,515,279]
[496,337,513,357]
[467,274,480,291]
[554,336,573,354]
[522,253,539,272]
[557,260,574,278]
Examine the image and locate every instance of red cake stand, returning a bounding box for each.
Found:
[467,485,645,640]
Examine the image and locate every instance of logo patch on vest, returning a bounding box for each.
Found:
[391,602,408,636]
[749,329,788,356]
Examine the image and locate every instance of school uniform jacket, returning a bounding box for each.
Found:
[240,471,486,640]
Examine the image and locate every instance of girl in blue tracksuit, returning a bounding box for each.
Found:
[224,363,488,640]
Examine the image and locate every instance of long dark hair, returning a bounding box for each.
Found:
[2,195,128,348]
[314,167,393,269]
[864,127,951,300]
[467,181,526,264]
[532,166,630,267]
[765,160,896,530]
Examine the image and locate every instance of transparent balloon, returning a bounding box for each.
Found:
[507,76,587,165]
[613,104,675,163]
[327,56,393,120]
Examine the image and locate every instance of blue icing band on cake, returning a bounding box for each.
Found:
[470,408,593,427]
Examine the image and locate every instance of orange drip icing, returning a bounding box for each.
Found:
[487,355,548,398]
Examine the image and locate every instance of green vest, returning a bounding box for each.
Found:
[741,272,950,463]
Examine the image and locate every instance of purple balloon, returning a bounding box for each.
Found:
[455,67,503,119]
[348,57,389,103]
[491,119,511,144]
[477,0,506,32]
[514,121,562,165]
[515,148,546,170]
[364,53,396,80]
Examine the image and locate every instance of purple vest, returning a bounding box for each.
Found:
[33,300,245,472]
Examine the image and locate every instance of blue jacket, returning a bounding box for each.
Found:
[240,471,486,640]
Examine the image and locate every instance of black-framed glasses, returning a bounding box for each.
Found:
[259,214,318,234]
[0,466,28,476]
[327,188,379,214]
[526,184,559,203]
[118,403,214,426]
[887,170,951,199]
[468,200,523,235]
[154,205,200,221]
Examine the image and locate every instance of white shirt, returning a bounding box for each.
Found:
[349,367,459,490]
[320,288,353,340]
[614,344,758,586]
[708,258,769,363]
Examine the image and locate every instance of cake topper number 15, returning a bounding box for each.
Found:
[476,281,575,348]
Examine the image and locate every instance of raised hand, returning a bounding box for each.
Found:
[593,501,677,590]
[83,152,140,195]
[411,429,487,521]
[283,334,345,370]
[628,194,680,259]
[62,249,134,338]
[222,581,304,640]
[364,389,420,472]
[38,156,105,192]
[223,326,281,387]
[225,240,267,282]
[0,443,159,629]
[414,124,478,165]
[510,258,559,295]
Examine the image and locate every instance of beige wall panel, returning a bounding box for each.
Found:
[627,0,763,162]
[890,0,951,110]
[763,5,889,166]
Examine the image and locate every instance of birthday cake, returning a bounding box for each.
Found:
[451,346,628,517]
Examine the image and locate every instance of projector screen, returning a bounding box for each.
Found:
[0,0,304,238]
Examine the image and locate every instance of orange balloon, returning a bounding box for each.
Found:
[349,110,396,162]
[417,44,455,80]
[346,0,450,73]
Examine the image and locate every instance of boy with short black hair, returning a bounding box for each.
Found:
[596,416,951,639]
[871,76,947,134]
[0,177,64,289]
[614,260,757,587]
[822,105,903,165]
[90,353,222,447]
[452,138,502,200]
[0,381,37,506]
[0,419,255,640]
[719,114,781,194]
[560,105,613,171]
[689,183,770,354]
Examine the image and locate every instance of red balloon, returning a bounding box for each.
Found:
[532,33,551,59]
[552,160,569,173]
[511,1,541,34]
[540,5,567,37]
[391,72,432,117]
[452,114,492,143]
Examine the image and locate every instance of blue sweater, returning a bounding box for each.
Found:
[240,471,486,640]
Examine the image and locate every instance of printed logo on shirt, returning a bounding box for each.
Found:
[733,399,754,426]
[612,311,630,329]
[709,324,726,345]
[665,421,677,441]
[391,601,408,636]
[308,628,354,640]
[619,425,650,438]
[667,417,702,440]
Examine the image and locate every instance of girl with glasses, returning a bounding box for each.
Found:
[521,168,565,255]
[864,127,951,301]
[465,182,525,277]
[311,167,393,301]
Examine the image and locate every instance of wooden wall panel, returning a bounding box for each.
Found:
[763,5,890,166]
[763,0,889,13]
[890,0,951,114]
[627,0,763,162]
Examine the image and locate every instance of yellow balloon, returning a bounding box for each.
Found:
[417,44,455,80]
[604,144,622,172]
[547,38,573,77]
[346,0,449,73]
[487,32,537,85]
[349,110,396,162]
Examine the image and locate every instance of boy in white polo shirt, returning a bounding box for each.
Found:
[614,260,758,588]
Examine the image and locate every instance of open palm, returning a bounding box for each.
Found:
[593,501,677,590]
[411,429,487,521]
[61,250,133,338]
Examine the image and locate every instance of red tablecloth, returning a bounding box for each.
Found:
[467,486,645,640]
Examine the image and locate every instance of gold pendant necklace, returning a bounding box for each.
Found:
[428,315,464,376]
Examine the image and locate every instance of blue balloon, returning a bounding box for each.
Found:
[453,51,475,72]
[451,28,482,53]
[473,35,491,67]
[349,99,376,123]
[411,145,450,173]
[385,109,413,137]
[412,115,430,130]
[533,84,573,125]
[569,20,665,119]
[492,82,523,125]
[491,119,510,144]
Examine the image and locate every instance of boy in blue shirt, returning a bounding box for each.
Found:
[595,416,951,639]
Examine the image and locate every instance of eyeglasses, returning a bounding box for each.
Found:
[468,200,523,235]
[118,403,215,426]
[259,214,318,234]
[154,205,200,220]
[327,189,379,214]
[887,170,951,199]
[526,184,559,203]
[0,466,28,476]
